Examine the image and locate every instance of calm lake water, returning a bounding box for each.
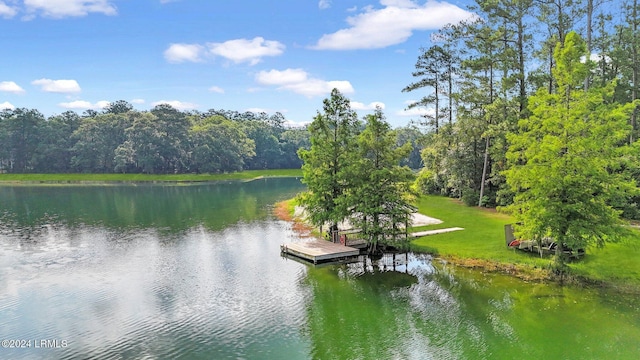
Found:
[0,178,639,359]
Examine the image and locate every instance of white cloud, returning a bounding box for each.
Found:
[0,81,25,94]
[208,86,225,94]
[23,0,117,19]
[256,68,354,97]
[400,99,435,117]
[96,100,110,108]
[255,68,308,86]
[59,100,109,110]
[208,37,284,65]
[319,0,331,10]
[312,0,474,50]
[282,79,354,97]
[164,43,205,63]
[131,98,145,104]
[0,101,15,110]
[350,101,385,110]
[244,107,272,114]
[164,37,284,66]
[0,1,18,18]
[398,106,434,117]
[381,0,418,7]
[151,100,198,111]
[32,79,81,93]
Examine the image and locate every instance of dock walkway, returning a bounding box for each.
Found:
[410,227,464,237]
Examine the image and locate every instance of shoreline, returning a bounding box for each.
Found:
[274,198,640,293]
[274,199,550,281]
[0,170,303,185]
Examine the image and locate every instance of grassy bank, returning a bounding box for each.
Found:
[412,195,640,289]
[0,169,302,183]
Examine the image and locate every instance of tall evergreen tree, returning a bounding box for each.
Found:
[298,89,360,242]
[402,44,457,133]
[348,107,416,252]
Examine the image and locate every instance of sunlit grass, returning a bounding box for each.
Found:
[0,169,302,183]
[571,239,640,286]
[412,195,640,287]
[412,195,548,267]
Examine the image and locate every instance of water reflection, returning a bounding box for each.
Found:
[0,178,304,234]
[304,253,640,360]
[1,179,639,359]
[304,253,463,359]
[0,179,313,359]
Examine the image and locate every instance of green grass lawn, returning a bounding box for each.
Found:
[0,169,302,183]
[412,195,640,288]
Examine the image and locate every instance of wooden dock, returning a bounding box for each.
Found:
[281,240,361,264]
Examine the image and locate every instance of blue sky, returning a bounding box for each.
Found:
[0,0,474,127]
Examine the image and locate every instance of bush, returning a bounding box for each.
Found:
[413,169,440,195]
[461,187,480,207]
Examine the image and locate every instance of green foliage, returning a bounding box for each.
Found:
[279,128,311,169]
[299,92,416,251]
[461,188,480,207]
[71,113,131,173]
[413,168,439,195]
[104,100,134,114]
[241,116,282,170]
[348,108,416,249]
[35,111,81,173]
[0,104,308,175]
[402,44,457,132]
[189,115,255,173]
[0,108,45,173]
[395,125,424,169]
[298,89,360,234]
[504,32,638,271]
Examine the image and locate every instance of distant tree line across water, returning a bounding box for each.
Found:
[0,100,423,175]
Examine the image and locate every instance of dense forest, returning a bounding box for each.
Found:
[0,101,422,176]
[404,0,640,221]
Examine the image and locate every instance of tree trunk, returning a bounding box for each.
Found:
[478,136,490,207]
[584,0,593,91]
[633,0,639,143]
[554,241,567,283]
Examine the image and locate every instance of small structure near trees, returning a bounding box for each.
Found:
[298,89,416,254]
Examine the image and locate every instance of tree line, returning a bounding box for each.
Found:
[0,101,422,175]
[403,0,640,271]
[406,0,640,214]
[0,102,306,174]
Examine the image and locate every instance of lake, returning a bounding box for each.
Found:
[0,178,639,359]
